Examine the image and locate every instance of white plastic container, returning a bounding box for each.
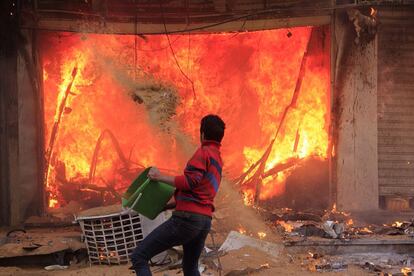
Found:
[76,206,166,265]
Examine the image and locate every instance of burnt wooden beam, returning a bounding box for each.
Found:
[32,30,46,215]
[20,0,335,33]
[19,15,331,34]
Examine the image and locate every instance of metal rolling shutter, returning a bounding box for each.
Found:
[378,8,414,196]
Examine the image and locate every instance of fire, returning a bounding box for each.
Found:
[393,221,403,228]
[242,190,254,206]
[48,198,58,208]
[402,267,412,276]
[370,7,377,17]
[346,218,354,226]
[359,227,373,234]
[328,203,351,217]
[257,231,267,239]
[41,26,329,208]
[238,225,247,235]
[277,220,294,232]
[237,27,330,202]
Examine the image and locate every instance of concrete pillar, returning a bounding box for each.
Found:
[334,12,379,211]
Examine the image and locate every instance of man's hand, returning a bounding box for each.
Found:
[147,167,176,187]
[148,167,161,181]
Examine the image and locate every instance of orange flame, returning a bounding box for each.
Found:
[41,26,329,208]
[48,198,58,208]
[239,28,330,201]
[278,220,294,232]
[242,190,254,206]
[402,267,412,276]
[238,225,247,235]
[359,227,373,234]
[370,7,377,17]
[393,221,403,228]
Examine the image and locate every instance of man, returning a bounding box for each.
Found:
[131,114,225,276]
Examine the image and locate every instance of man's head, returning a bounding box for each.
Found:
[200,114,225,143]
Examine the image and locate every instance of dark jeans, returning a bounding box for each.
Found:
[130,212,211,276]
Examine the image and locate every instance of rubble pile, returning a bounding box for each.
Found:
[0,227,86,268]
[260,206,414,240]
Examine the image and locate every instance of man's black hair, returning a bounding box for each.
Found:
[200,114,225,143]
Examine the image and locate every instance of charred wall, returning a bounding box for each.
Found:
[0,1,19,225]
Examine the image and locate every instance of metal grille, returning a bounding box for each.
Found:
[377,7,414,196]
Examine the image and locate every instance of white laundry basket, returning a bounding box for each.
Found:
[76,205,166,265]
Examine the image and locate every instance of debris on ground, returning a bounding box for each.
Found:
[219,246,276,275]
[2,182,414,275]
[260,205,414,241]
[322,221,345,239]
[224,263,270,276]
[44,265,69,271]
[0,227,86,268]
[219,231,281,256]
[299,252,414,275]
[1,224,412,276]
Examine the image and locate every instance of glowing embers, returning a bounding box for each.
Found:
[41,26,330,208]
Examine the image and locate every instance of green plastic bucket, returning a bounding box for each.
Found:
[122,167,175,220]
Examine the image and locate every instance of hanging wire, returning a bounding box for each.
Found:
[186,0,192,95]
[159,1,196,99]
[134,36,181,52]
[134,0,138,81]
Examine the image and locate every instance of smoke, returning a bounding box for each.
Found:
[88,43,196,158]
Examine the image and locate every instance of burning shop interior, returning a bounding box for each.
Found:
[1,0,414,275]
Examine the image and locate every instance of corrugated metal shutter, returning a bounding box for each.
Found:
[378,8,414,196]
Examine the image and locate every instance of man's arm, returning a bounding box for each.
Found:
[148,167,175,186]
[149,149,207,191]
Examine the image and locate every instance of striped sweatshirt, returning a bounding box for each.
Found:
[174,140,223,217]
